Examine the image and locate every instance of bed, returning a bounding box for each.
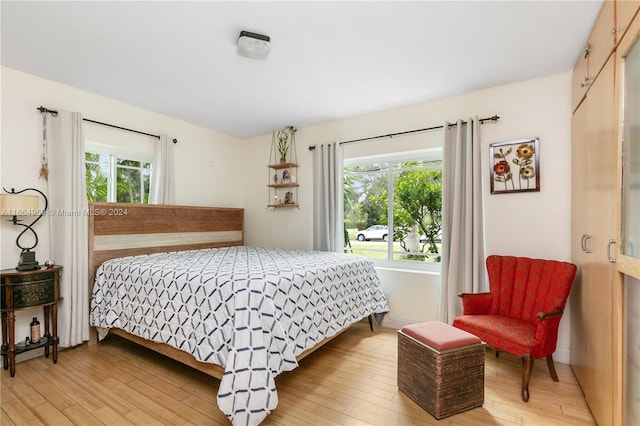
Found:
[87,202,389,425]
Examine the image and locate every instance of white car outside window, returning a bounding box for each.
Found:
[356,225,389,241]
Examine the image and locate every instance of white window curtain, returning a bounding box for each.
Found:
[46,110,90,347]
[149,134,175,204]
[312,142,344,252]
[439,117,486,323]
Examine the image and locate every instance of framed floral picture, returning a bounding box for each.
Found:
[490,137,540,194]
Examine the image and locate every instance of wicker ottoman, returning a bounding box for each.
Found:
[397,321,485,419]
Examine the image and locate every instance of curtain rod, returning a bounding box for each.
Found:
[37,106,178,144]
[307,114,499,151]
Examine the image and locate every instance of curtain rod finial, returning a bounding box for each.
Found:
[37,106,58,116]
[479,115,500,124]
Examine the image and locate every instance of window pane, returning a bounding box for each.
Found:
[344,153,442,265]
[117,158,141,168]
[116,166,144,203]
[115,159,151,204]
[85,152,108,202]
[344,164,389,259]
[85,148,151,204]
[392,160,442,263]
[85,152,101,163]
[142,167,150,204]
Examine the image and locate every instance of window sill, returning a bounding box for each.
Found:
[373,262,440,276]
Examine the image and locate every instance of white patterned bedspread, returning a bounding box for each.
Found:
[90,246,388,425]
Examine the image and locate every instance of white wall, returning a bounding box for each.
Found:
[243,71,574,362]
[0,66,243,357]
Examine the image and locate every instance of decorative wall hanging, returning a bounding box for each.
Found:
[40,109,49,179]
[490,137,540,194]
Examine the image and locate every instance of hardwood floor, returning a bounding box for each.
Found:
[1,322,595,425]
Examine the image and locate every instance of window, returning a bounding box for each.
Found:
[85,144,152,203]
[344,148,442,270]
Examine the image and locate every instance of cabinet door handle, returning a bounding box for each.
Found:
[607,239,616,263]
[582,234,592,253]
[611,27,622,35]
[583,45,591,59]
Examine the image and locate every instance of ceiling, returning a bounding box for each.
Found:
[1,1,603,139]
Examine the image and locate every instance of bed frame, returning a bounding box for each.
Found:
[87,202,345,379]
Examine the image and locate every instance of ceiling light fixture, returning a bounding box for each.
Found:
[236,31,271,60]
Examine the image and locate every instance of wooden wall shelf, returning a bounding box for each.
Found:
[268,128,299,209]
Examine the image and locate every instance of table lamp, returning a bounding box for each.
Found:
[0,187,48,270]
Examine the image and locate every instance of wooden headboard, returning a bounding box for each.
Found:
[87,202,244,358]
[88,202,244,299]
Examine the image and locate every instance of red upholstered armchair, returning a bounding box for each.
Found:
[452,255,577,402]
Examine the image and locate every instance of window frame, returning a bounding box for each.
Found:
[85,141,153,204]
[344,148,443,272]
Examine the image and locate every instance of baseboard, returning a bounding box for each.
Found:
[379,315,431,331]
[553,346,571,364]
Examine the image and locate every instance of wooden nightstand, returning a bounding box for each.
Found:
[1,265,62,377]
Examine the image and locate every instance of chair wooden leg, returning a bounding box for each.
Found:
[521,354,533,402]
[546,355,559,382]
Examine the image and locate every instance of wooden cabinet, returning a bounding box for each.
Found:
[616,0,640,45]
[571,7,637,424]
[572,0,616,112]
[1,266,62,377]
[570,57,619,426]
[570,101,588,263]
[571,5,640,425]
[590,0,616,77]
[571,41,622,426]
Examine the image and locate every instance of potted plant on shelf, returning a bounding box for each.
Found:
[277,128,290,163]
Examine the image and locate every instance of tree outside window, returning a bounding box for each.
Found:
[85,151,151,203]
[85,152,108,202]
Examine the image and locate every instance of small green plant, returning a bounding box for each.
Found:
[277,128,290,161]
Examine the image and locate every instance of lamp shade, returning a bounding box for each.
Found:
[0,194,39,216]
